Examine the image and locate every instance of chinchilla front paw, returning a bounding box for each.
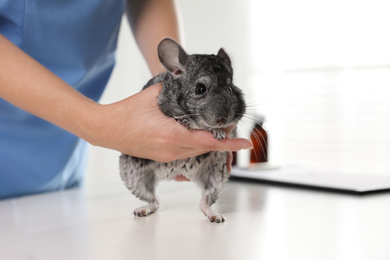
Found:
[211,129,226,140]
[201,208,226,223]
[200,192,227,223]
[175,117,192,130]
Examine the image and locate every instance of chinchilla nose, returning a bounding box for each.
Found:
[216,116,227,126]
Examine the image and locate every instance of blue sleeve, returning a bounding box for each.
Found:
[0,0,126,198]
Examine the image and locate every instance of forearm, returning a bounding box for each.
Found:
[126,0,182,75]
[0,34,99,144]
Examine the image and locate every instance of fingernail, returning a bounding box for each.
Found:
[244,142,254,150]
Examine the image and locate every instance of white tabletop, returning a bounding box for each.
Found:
[1,179,390,260]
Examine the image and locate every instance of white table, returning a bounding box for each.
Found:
[1,179,390,260]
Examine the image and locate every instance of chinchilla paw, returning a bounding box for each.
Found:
[207,213,226,223]
[133,204,159,217]
[201,205,227,223]
[211,129,226,140]
[176,117,192,130]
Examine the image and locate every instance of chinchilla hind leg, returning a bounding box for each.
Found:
[199,189,226,223]
[122,170,159,217]
[134,199,160,217]
[132,175,160,217]
[132,179,160,217]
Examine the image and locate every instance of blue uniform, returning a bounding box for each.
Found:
[0,0,126,198]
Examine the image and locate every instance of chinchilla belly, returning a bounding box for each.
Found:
[120,151,229,183]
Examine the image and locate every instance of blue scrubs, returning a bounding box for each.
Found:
[0,0,126,198]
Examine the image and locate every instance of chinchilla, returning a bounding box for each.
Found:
[119,38,246,223]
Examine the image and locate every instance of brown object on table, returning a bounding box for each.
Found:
[250,115,268,163]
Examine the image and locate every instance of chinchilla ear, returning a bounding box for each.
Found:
[217,48,231,67]
[158,38,189,77]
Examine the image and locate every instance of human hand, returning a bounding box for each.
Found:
[88,84,252,162]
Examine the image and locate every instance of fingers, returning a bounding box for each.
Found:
[183,129,253,152]
[227,151,233,173]
[170,132,251,161]
[174,175,190,182]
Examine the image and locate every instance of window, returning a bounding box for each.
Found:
[247,0,390,175]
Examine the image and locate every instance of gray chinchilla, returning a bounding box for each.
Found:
[119,38,246,223]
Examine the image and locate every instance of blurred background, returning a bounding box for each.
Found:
[86,0,390,186]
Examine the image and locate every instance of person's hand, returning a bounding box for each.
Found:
[88,84,252,162]
[174,175,190,182]
[227,151,233,173]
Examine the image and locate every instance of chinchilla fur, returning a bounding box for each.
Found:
[119,38,246,223]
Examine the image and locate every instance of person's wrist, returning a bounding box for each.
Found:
[82,99,132,152]
[77,101,109,147]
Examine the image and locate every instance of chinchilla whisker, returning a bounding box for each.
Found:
[245,102,268,108]
[122,115,175,151]
[252,127,268,150]
[231,118,242,126]
[236,120,268,162]
[236,120,252,130]
[123,107,162,120]
[112,113,169,145]
[243,111,267,122]
[109,106,161,130]
[237,121,262,162]
[235,112,253,118]
[172,113,202,120]
[259,143,268,161]
[245,111,264,117]
[245,104,266,108]
[246,98,281,106]
[117,111,202,147]
[236,120,256,134]
[240,114,260,123]
[234,121,249,134]
[112,126,144,146]
[251,129,268,160]
[244,108,265,114]
[251,128,268,162]
[138,116,177,147]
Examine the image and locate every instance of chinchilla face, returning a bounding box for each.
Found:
[178,54,245,129]
[156,38,246,131]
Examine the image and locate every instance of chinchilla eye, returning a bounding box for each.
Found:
[195,83,207,95]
